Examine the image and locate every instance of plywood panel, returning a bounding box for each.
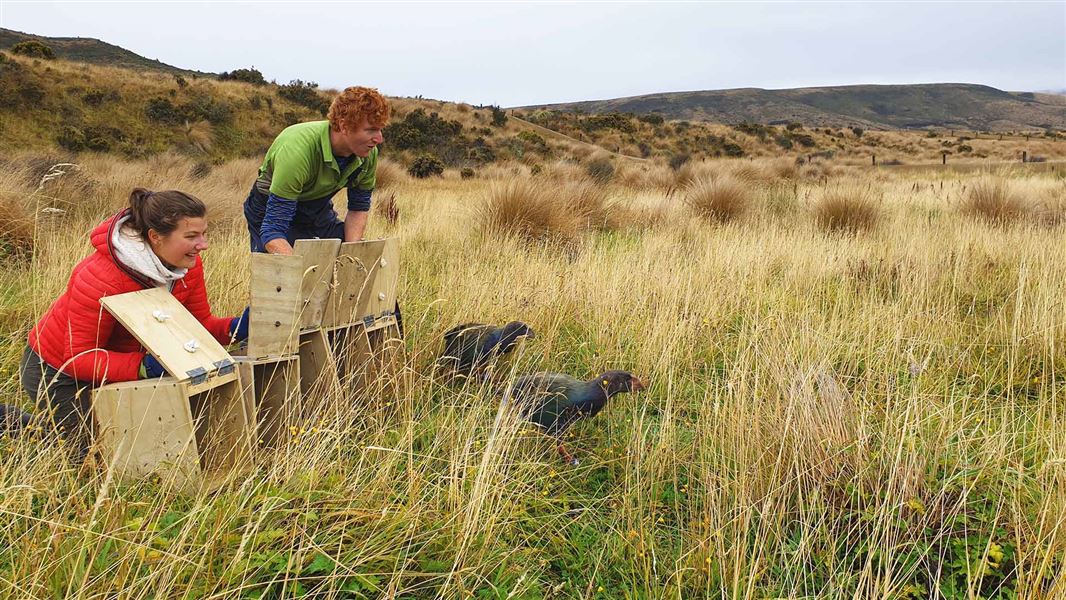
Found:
[247,254,303,358]
[238,356,300,449]
[188,378,254,473]
[322,240,383,329]
[366,238,400,320]
[293,239,341,331]
[92,379,201,488]
[298,329,341,415]
[100,288,231,383]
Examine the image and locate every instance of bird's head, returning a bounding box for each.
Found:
[498,321,536,350]
[597,371,647,397]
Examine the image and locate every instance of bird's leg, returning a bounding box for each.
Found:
[557,442,579,466]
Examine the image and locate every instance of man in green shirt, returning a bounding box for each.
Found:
[244,86,390,255]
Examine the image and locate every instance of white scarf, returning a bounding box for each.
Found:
[110,214,188,288]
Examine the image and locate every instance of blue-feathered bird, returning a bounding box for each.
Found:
[440,321,535,377]
[507,370,646,464]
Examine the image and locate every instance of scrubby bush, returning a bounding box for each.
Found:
[637,113,664,126]
[585,156,615,183]
[278,79,328,115]
[460,167,476,179]
[407,154,445,178]
[786,122,803,131]
[174,75,188,88]
[683,175,752,223]
[851,127,864,138]
[11,40,55,60]
[490,106,507,127]
[774,135,794,150]
[57,125,86,152]
[582,113,636,133]
[792,134,816,148]
[515,130,549,154]
[722,142,745,158]
[145,97,182,124]
[219,67,266,85]
[812,185,882,233]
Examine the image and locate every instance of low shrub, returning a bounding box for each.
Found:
[407,154,445,178]
[11,40,55,60]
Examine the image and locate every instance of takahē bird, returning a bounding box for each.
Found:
[440,321,535,377]
[507,370,646,464]
[0,404,33,436]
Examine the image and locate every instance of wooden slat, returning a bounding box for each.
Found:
[237,356,299,449]
[99,288,231,383]
[187,378,255,473]
[298,329,342,415]
[293,239,341,331]
[92,380,201,488]
[247,253,303,358]
[322,240,384,328]
[366,238,400,319]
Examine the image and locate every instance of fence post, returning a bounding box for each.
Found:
[872,154,876,166]
[942,152,947,165]
[1022,151,1027,163]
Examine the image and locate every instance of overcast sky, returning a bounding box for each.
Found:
[1,1,1063,106]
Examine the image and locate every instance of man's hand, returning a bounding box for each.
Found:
[344,210,369,242]
[264,238,294,255]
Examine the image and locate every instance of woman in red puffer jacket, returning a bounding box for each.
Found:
[18,188,249,457]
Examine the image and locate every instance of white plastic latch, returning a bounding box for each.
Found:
[183,339,200,353]
[379,258,388,267]
[378,292,386,301]
[152,310,171,323]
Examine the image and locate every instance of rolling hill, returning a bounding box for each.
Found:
[0,27,208,76]
[522,84,1066,132]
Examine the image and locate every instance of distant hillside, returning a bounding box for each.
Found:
[523,84,1066,132]
[0,28,209,77]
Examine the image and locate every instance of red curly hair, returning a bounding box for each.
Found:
[328,86,390,131]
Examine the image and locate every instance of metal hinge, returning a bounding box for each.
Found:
[186,367,208,385]
[363,315,376,328]
[214,359,235,376]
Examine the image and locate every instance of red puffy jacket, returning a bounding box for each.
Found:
[28,210,235,384]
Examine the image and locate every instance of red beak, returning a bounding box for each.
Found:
[631,376,646,392]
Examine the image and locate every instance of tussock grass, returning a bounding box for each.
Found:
[683,174,753,223]
[961,176,1030,225]
[2,153,1066,598]
[476,177,581,244]
[373,156,408,190]
[812,184,882,233]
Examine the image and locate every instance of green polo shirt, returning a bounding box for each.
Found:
[254,121,377,201]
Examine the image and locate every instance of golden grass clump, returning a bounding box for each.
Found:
[812,184,882,233]
[373,156,408,190]
[961,176,1029,225]
[0,189,34,260]
[683,174,753,223]
[476,177,580,243]
[562,179,619,230]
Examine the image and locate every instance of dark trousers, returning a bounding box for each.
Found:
[19,346,93,458]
